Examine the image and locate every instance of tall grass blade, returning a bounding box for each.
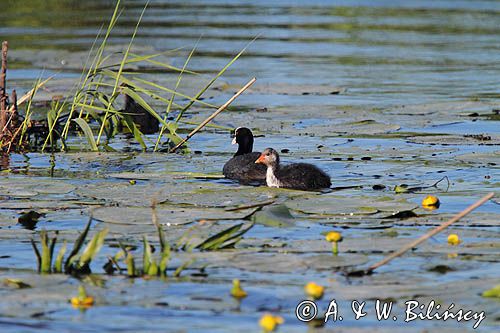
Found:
[122,114,147,150]
[30,239,41,272]
[126,252,136,277]
[40,230,52,273]
[154,39,198,151]
[73,118,98,151]
[54,241,67,273]
[78,228,108,267]
[159,244,170,276]
[96,0,149,145]
[142,236,152,274]
[65,216,93,271]
[175,36,258,123]
[173,259,194,278]
[62,0,122,138]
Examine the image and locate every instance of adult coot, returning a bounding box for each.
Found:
[223,127,266,183]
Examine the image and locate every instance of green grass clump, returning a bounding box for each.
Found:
[36,0,253,153]
[31,217,108,275]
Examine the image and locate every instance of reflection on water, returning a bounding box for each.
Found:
[0,1,499,332]
[1,0,499,105]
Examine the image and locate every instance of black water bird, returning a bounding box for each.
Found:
[222,127,266,183]
[255,148,331,190]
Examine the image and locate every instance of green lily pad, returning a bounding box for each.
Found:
[251,204,295,227]
[92,205,256,226]
[286,195,416,216]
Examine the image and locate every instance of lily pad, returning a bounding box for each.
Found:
[286,195,416,216]
[251,204,295,227]
[92,206,256,226]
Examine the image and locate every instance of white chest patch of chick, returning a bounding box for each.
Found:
[266,167,283,188]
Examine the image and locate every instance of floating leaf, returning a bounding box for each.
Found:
[3,278,32,289]
[482,285,500,298]
[251,204,295,227]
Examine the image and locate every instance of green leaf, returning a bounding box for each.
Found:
[40,230,52,273]
[126,252,136,277]
[143,236,152,274]
[54,241,67,273]
[482,285,500,298]
[147,260,158,276]
[251,204,295,228]
[30,239,41,272]
[122,114,147,150]
[159,241,170,276]
[65,217,93,271]
[394,184,409,194]
[79,228,108,267]
[3,278,32,289]
[73,118,98,151]
[196,223,253,251]
[173,259,194,277]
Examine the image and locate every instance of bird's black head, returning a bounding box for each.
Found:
[233,127,254,156]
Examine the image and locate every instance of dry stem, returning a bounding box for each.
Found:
[362,192,495,275]
[169,77,256,152]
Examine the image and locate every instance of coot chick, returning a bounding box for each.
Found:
[223,127,266,183]
[255,148,331,190]
[121,85,159,134]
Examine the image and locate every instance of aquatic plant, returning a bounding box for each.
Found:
[259,313,284,332]
[0,39,53,153]
[304,282,324,300]
[1,0,254,154]
[113,203,253,278]
[196,222,254,251]
[230,279,248,299]
[71,285,95,308]
[422,194,440,210]
[41,0,254,153]
[325,231,343,255]
[31,217,108,275]
[447,233,461,245]
[482,285,500,298]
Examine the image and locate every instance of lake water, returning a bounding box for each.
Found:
[0,1,499,332]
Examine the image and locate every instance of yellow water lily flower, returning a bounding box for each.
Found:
[230,279,248,299]
[71,285,94,308]
[447,234,461,246]
[304,282,324,300]
[129,179,136,185]
[325,231,342,242]
[259,313,284,332]
[325,231,343,255]
[422,195,440,210]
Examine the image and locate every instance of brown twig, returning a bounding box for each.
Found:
[348,192,495,276]
[8,76,53,113]
[2,90,17,133]
[169,77,256,153]
[0,41,8,138]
